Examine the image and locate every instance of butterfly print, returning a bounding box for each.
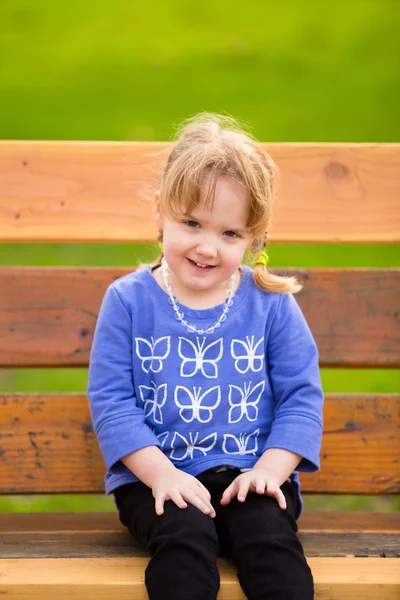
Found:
[135,336,171,373]
[139,381,168,424]
[222,429,260,455]
[231,336,264,373]
[178,337,223,378]
[169,431,217,461]
[228,381,265,423]
[174,385,221,423]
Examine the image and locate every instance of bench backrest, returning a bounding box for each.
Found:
[0,141,399,497]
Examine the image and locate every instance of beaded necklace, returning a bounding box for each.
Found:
[160,257,237,335]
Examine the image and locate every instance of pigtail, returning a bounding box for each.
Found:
[251,236,303,294]
[253,263,303,294]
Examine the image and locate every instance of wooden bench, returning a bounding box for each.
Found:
[0,141,399,598]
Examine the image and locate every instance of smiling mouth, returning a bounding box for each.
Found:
[188,258,216,269]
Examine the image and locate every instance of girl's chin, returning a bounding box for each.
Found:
[180,273,220,292]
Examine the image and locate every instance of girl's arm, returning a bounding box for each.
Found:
[88,284,161,469]
[88,284,214,518]
[254,447,301,482]
[121,445,177,484]
[121,446,216,518]
[263,293,324,472]
[221,293,324,509]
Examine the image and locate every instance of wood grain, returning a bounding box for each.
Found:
[0,557,399,599]
[1,142,399,243]
[0,394,398,494]
[0,511,398,534]
[1,529,399,558]
[0,267,398,367]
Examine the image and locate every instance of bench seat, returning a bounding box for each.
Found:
[1,511,399,598]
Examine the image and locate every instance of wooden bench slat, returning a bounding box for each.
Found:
[0,509,400,533]
[1,511,398,534]
[0,394,398,495]
[1,530,399,559]
[1,142,399,243]
[1,267,399,367]
[0,557,399,599]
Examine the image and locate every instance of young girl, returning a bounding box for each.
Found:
[87,112,324,600]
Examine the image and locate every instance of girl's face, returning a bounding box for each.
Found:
[154,175,252,300]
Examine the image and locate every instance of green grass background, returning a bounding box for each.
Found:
[0,0,399,512]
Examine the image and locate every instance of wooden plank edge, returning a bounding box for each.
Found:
[0,511,399,535]
[0,557,399,600]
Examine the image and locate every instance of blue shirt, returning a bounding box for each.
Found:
[87,264,324,518]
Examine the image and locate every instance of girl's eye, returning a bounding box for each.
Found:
[185,220,200,228]
[224,231,239,238]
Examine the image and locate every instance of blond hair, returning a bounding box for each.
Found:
[157,112,302,294]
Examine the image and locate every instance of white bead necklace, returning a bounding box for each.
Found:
[160,257,237,335]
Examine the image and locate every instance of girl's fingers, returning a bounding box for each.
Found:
[169,489,187,510]
[256,478,266,494]
[274,488,287,510]
[221,477,286,509]
[195,482,212,505]
[220,483,235,505]
[266,483,287,510]
[155,484,215,518]
[237,478,251,502]
[183,489,215,517]
[196,480,212,500]
[155,493,166,515]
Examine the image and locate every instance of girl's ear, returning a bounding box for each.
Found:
[153,190,163,229]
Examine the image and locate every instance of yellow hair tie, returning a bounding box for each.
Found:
[158,242,163,251]
[255,250,269,267]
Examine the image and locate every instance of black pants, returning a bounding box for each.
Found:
[114,468,313,600]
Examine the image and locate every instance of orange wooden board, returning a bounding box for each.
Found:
[1,511,399,534]
[1,142,399,243]
[0,394,398,495]
[1,267,398,367]
[0,557,399,599]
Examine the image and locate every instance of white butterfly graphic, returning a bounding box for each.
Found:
[228,381,265,423]
[156,431,169,450]
[178,337,223,378]
[169,431,217,461]
[139,381,168,424]
[174,385,221,423]
[222,429,260,456]
[231,336,264,373]
[149,426,169,450]
[135,336,171,373]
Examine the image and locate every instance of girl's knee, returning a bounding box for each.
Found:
[154,502,218,546]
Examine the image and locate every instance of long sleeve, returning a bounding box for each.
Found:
[87,284,160,471]
[263,293,324,472]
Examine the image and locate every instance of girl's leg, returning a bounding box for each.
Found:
[114,481,220,600]
[203,472,313,600]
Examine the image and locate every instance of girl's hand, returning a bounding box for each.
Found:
[152,468,216,518]
[220,468,287,510]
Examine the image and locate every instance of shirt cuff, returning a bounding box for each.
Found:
[96,415,161,471]
[263,414,322,472]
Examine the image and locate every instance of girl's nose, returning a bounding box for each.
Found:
[196,241,218,258]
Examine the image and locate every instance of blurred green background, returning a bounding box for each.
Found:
[0,0,399,513]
